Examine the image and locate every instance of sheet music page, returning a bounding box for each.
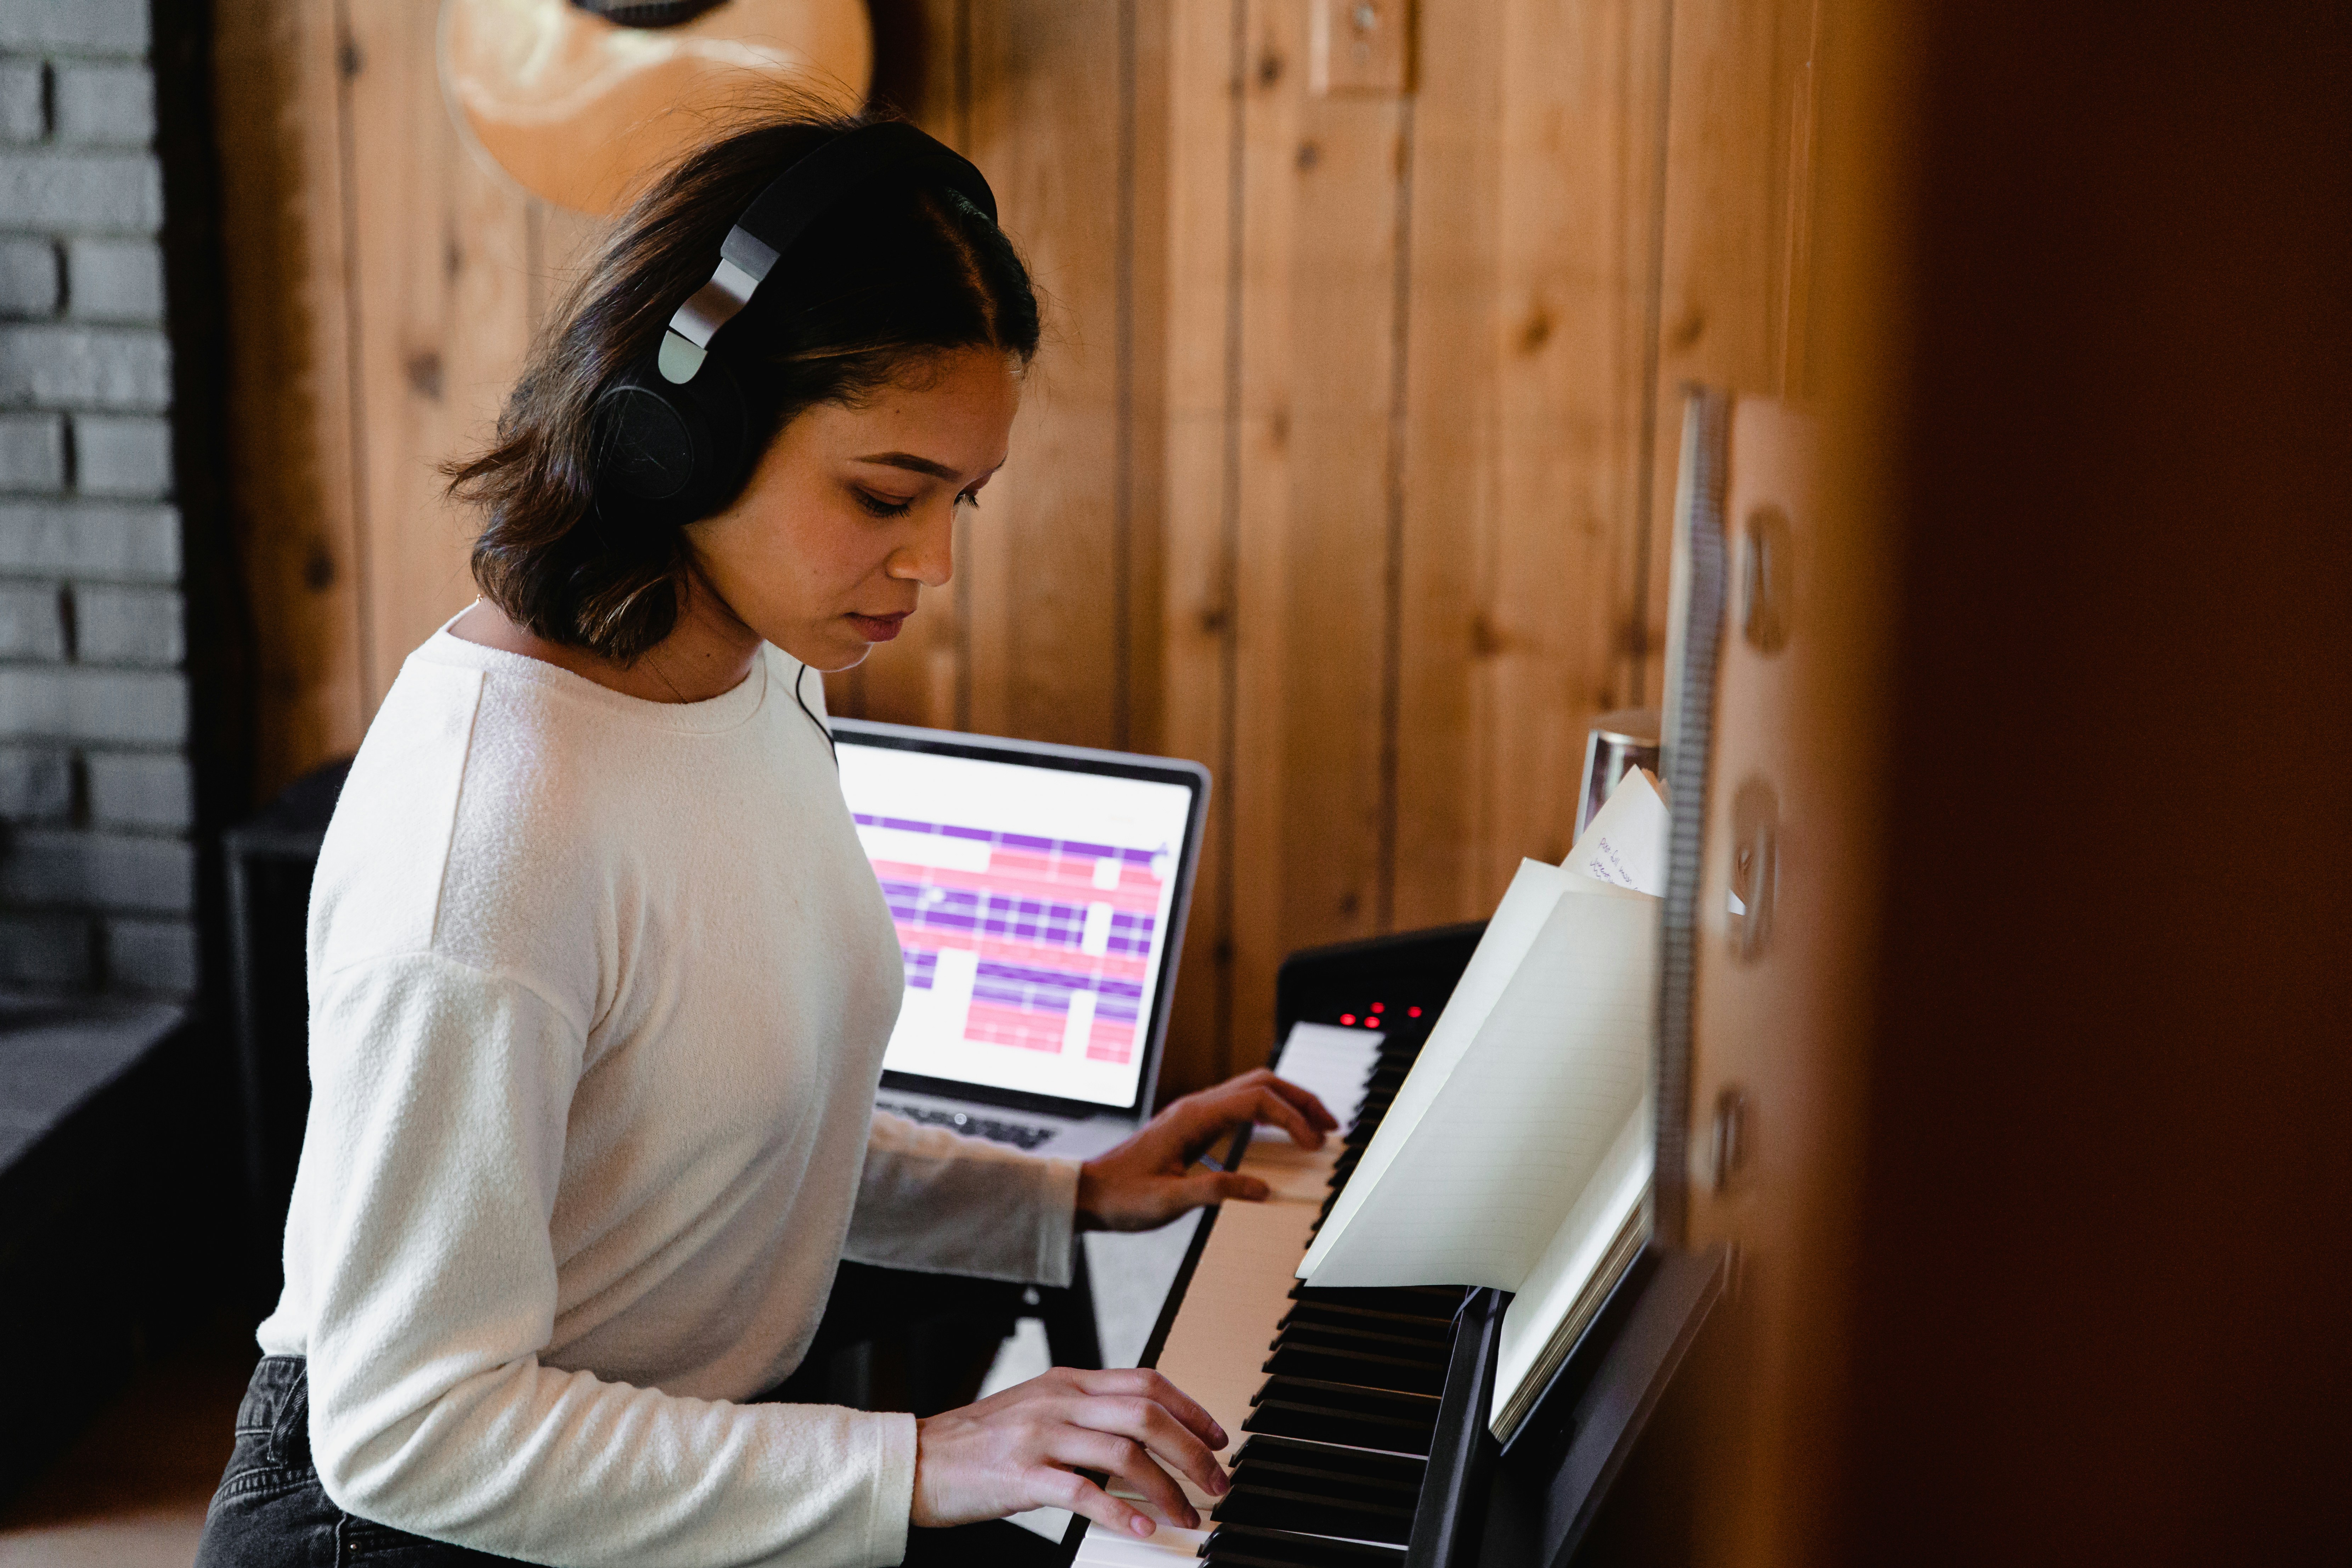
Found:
[1297,875,1656,1288]
[1299,859,1579,1273]
[1491,1096,1652,1420]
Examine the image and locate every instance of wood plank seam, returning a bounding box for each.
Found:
[331,0,378,709]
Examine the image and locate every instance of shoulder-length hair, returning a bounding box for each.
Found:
[447,101,1041,662]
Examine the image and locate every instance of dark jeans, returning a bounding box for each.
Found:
[194,1355,1061,1567]
[194,1356,514,1567]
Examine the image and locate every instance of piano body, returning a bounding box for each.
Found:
[1064,923,1728,1568]
[1063,391,1818,1568]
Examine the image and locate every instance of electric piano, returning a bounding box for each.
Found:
[1062,925,1728,1568]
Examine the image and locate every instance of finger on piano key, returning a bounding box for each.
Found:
[1070,1520,1211,1567]
[1157,1201,1339,1502]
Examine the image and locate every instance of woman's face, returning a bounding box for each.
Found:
[686,346,1021,672]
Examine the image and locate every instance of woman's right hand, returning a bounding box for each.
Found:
[909,1366,1230,1538]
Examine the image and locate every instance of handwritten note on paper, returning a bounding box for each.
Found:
[1567,767,1669,895]
[1299,876,1657,1290]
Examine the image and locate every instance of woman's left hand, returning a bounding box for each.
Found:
[1075,1068,1339,1232]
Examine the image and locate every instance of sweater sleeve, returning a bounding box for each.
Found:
[842,1113,1082,1288]
[293,953,916,1568]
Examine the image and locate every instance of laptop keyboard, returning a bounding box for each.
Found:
[879,1101,1060,1152]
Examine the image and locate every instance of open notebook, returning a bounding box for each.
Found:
[1296,769,1667,1443]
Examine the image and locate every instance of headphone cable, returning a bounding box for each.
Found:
[794,660,838,767]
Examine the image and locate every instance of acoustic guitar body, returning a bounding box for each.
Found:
[440,0,873,216]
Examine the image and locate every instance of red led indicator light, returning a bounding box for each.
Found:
[1408,1006,1423,1017]
[1339,1014,1356,1025]
[1370,1003,1384,1014]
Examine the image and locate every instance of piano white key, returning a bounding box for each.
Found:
[1070,1520,1211,1567]
[1259,1023,1385,1138]
[1073,1026,1386,1559]
[1155,1149,1338,1507]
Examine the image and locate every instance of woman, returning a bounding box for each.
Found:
[196,106,1335,1568]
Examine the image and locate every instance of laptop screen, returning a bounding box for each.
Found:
[831,720,1209,1118]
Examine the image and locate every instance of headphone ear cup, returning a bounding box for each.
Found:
[592,354,751,527]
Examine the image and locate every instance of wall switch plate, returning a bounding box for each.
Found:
[1310,0,1411,96]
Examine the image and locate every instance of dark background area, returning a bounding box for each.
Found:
[1833,2,2352,1559]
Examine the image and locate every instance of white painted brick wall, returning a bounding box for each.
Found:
[0,323,171,407]
[1,826,193,911]
[0,150,161,230]
[50,61,149,147]
[0,2,149,56]
[0,234,56,314]
[0,742,68,818]
[0,665,186,744]
[72,581,180,664]
[64,235,158,320]
[0,56,41,141]
[0,500,180,579]
[86,749,186,828]
[0,409,63,488]
[70,411,169,497]
[0,580,61,657]
[0,0,197,996]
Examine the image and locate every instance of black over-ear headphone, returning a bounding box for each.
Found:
[591,122,1000,528]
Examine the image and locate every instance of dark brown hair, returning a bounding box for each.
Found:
[447,102,1041,661]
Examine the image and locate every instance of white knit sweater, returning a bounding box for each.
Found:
[256,627,1081,1568]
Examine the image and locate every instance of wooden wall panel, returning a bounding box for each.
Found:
[828,0,970,732]
[832,0,1164,760]
[1395,0,1673,930]
[213,0,368,796]
[341,0,535,705]
[1222,0,1306,1081]
[1155,0,1244,1086]
[1205,0,1413,1065]
[218,0,576,796]
[962,1,1129,748]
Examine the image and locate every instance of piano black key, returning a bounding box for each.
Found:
[1280,1297,1452,1322]
[1270,1322,1451,1363]
[1243,1376,1442,1451]
[1288,1283,1467,1316]
[1216,1440,1425,1544]
[1211,1482,1418,1545]
[1261,1341,1447,1395]
[1197,1523,1407,1568]
[1229,1433,1429,1490]
[1273,1308,1456,1348]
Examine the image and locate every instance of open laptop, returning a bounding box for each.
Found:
[830,718,1211,1160]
